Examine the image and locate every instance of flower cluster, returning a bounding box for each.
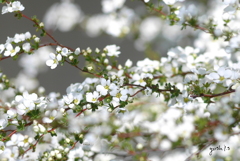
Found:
[2,1,24,14]
[1,0,240,160]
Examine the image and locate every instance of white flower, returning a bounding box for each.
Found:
[163,0,184,5]
[176,90,193,107]
[0,116,8,130]
[2,1,25,14]
[7,109,17,119]
[222,0,238,5]
[75,47,81,55]
[13,33,25,43]
[24,32,31,39]
[2,5,9,14]
[86,91,100,103]
[22,43,31,52]
[18,135,33,148]
[144,87,152,96]
[6,133,24,147]
[61,47,70,57]
[43,1,83,32]
[137,58,160,72]
[125,59,132,67]
[96,79,112,96]
[0,141,5,154]
[159,139,171,150]
[66,83,84,94]
[63,93,83,106]
[34,37,40,42]
[0,44,5,54]
[191,68,207,75]
[46,53,62,69]
[11,1,25,12]
[101,0,126,13]
[176,4,197,23]
[112,88,129,102]
[105,44,121,57]
[4,44,20,57]
[56,46,62,53]
[43,110,58,123]
[33,124,46,133]
[14,92,39,115]
[132,73,153,86]
[206,67,232,84]
[2,146,19,160]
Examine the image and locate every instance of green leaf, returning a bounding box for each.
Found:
[26,109,41,120]
[17,120,25,131]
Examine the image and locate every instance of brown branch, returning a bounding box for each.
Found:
[21,13,60,45]
[75,108,88,117]
[140,0,209,33]
[1,130,17,141]
[22,134,44,156]
[190,89,236,98]
[185,140,216,161]
[171,72,194,78]
[131,88,145,97]
[64,60,103,78]
[0,43,59,61]
[70,141,78,151]
[117,131,141,138]
[22,128,55,156]
[98,94,110,101]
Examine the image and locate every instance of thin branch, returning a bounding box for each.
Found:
[21,13,60,45]
[185,140,216,161]
[190,89,235,98]
[0,43,58,61]
[75,108,88,117]
[22,128,55,156]
[1,130,17,141]
[70,141,78,150]
[140,0,209,33]
[22,134,44,156]
[64,60,103,78]
[131,88,145,97]
[92,150,129,157]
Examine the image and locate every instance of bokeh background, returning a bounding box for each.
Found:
[0,0,195,94]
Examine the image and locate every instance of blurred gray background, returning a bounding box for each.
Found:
[0,0,146,94]
[0,0,198,95]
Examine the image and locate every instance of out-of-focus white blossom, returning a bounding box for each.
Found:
[101,0,126,13]
[43,1,84,32]
[163,0,185,5]
[105,44,121,57]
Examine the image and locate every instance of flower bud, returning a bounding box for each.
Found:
[69,55,74,61]
[75,47,80,55]
[33,125,39,132]
[95,48,100,53]
[39,22,44,27]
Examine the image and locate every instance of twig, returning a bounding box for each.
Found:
[140,0,209,33]
[64,60,103,78]
[70,141,78,150]
[75,108,88,117]
[185,140,216,161]
[190,89,235,98]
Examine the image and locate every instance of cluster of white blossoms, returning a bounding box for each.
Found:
[0,31,32,57]
[1,1,24,14]
[1,0,240,160]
